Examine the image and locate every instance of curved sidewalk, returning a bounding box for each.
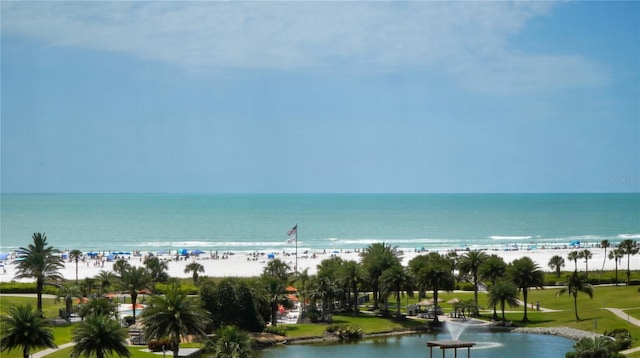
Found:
[604,307,640,356]
[31,342,75,358]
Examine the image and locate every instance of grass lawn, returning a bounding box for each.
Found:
[284,313,425,338]
[3,284,640,357]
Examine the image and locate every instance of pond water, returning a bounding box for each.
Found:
[259,327,575,358]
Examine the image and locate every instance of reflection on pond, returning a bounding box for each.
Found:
[259,328,575,358]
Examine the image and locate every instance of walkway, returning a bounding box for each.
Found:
[31,342,76,358]
[604,308,640,356]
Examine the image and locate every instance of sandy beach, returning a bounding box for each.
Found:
[1,246,638,284]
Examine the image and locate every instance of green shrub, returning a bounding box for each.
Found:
[264,325,288,336]
[308,310,320,323]
[147,338,175,352]
[604,328,632,351]
[458,282,475,291]
[123,316,135,327]
[334,324,363,341]
[0,282,59,294]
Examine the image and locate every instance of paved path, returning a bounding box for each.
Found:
[604,308,640,356]
[31,342,76,358]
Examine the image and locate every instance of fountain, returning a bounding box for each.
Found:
[426,319,481,358]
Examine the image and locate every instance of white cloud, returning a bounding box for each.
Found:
[2,1,607,94]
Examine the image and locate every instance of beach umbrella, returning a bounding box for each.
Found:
[286,286,297,292]
[0,253,8,261]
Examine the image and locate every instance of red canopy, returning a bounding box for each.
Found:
[285,286,297,292]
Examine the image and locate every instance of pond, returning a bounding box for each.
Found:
[259,327,575,358]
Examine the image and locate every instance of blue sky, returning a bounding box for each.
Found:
[1,1,638,193]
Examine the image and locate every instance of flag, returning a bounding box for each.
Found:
[286,224,297,244]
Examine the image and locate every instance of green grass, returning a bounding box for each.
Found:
[3,284,640,356]
[283,313,425,338]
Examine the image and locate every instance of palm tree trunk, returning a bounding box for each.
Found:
[23,348,29,358]
[522,288,529,322]
[352,284,359,315]
[37,279,44,312]
[432,290,439,323]
[500,300,506,323]
[271,302,278,327]
[173,339,180,358]
[574,297,579,320]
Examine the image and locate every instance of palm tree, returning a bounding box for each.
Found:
[479,254,507,320]
[578,249,593,278]
[608,248,624,286]
[294,268,311,314]
[487,279,519,324]
[69,249,83,283]
[360,242,402,310]
[458,250,488,315]
[119,265,151,323]
[600,239,610,272]
[339,260,364,315]
[547,255,565,278]
[144,256,169,292]
[141,284,211,358]
[567,251,579,272]
[509,256,544,322]
[71,314,131,358]
[78,297,119,320]
[95,270,118,295]
[309,275,339,321]
[0,304,57,358]
[112,258,131,275]
[206,325,253,358]
[556,272,593,321]
[55,283,82,321]
[263,258,291,282]
[380,264,414,319]
[184,262,205,285]
[415,253,455,323]
[619,239,639,285]
[571,336,615,358]
[13,233,65,311]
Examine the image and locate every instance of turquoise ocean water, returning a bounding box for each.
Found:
[1,193,638,254]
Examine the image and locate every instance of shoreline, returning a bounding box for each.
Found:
[1,246,638,283]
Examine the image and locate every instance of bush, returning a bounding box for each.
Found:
[123,316,135,327]
[264,325,288,336]
[147,338,175,352]
[604,328,632,351]
[308,310,320,323]
[457,282,475,291]
[329,324,363,341]
[0,282,57,294]
[325,324,339,333]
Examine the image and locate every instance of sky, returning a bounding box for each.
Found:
[1,1,638,194]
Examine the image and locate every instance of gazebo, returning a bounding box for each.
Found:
[427,340,475,358]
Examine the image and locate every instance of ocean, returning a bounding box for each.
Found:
[1,193,638,255]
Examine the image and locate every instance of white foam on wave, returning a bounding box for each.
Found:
[334,238,458,245]
[618,234,640,239]
[490,236,532,240]
[138,241,293,248]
